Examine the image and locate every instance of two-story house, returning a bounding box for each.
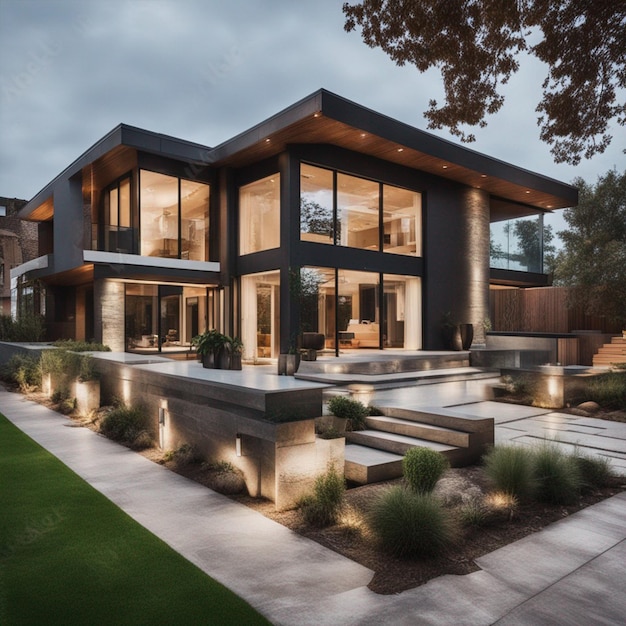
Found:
[12,89,577,358]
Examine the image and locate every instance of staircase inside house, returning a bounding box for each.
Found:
[592,336,626,367]
[344,406,494,485]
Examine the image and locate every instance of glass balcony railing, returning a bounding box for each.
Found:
[490,215,544,274]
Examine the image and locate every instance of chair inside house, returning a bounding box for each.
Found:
[300,332,325,360]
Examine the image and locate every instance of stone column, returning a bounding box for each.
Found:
[93,278,125,351]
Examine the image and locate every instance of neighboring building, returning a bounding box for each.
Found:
[0,196,37,316]
[12,89,577,355]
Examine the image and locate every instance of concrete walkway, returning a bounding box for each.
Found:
[3,387,626,625]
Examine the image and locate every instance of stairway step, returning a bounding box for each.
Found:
[347,429,458,456]
[344,444,404,484]
[366,414,470,447]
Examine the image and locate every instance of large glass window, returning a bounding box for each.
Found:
[299,267,422,351]
[139,170,210,260]
[125,283,215,352]
[240,270,280,359]
[181,180,209,261]
[490,214,544,273]
[300,164,334,244]
[337,174,380,250]
[383,274,421,349]
[383,185,420,256]
[140,171,180,258]
[239,175,280,254]
[300,163,421,256]
[104,175,133,253]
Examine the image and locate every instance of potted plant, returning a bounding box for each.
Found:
[192,330,223,369]
[278,335,301,376]
[227,336,244,370]
[441,312,462,351]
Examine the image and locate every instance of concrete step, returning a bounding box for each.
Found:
[297,365,497,388]
[344,444,404,484]
[365,414,470,447]
[346,429,459,457]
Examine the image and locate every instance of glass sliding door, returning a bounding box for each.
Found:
[338,270,380,349]
[383,275,421,349]
[125,283,215,352]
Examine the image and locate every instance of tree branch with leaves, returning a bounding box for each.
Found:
[343,0,626,164]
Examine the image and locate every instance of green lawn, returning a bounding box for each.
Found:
[0,414,271,625]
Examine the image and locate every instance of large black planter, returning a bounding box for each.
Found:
[202,353,215,368]
[278,353,300,376]
[460,323,474,350]
[442,325,463,351]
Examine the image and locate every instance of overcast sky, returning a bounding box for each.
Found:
[1,0,624,237]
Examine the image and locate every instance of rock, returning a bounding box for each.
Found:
[577,401,601,414]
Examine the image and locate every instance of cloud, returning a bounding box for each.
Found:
[0,0,624,201]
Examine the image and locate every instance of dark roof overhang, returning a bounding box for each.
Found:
[18,125,212,221]
[209,89,577,211]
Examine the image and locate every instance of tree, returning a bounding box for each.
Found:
[343,0,626,165]
[553,169,626,323]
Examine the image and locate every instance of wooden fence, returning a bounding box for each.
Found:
[490,286,623,334]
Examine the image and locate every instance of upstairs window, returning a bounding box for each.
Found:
[300,163,421,256]
[139,170,210,260]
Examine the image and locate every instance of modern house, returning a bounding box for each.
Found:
[13,89,577,358]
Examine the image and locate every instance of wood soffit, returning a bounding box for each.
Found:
[210,114,573,212]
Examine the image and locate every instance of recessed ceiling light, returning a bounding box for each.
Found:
[397,148,404,152]
[481,174,487,178]
[525,190,530,194]
[313,112,320,118]
[360,133,366,138]
[442,165,448,169]
[265,138,271,143]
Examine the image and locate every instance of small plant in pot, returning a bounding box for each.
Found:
[226,336,244,370]
[192,330,223,368]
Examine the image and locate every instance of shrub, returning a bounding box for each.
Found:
[0,313,45,342]
[574,454,615,490]
[165,443,202,465]
[327,396,369,431]
[403,447,449,494]
[300,464,345,527]
[532,443,582,505]
[2,353,40,391]
[369,486,456,558]
[99,405,151,448]
[52,339,111,352]
[202,461,247,495]
[483,445,536,499]
[584,372,626,410]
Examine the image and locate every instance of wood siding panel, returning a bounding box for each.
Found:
[491,286,623,334]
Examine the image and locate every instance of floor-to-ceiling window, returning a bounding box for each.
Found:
[240,271,280,360]
[125,283,215,352]
[299,268,422,351]
[239,175,280,254]
[383,274,421,349]
[138,170,210,260]
[104,175,133,253]
[181,180,210,261]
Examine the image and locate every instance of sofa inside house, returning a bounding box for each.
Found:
[345,320,380,348]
